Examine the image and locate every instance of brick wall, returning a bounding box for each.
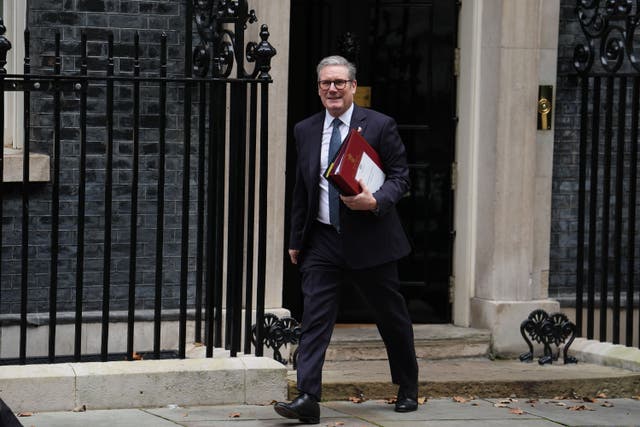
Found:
[1,0,199,315]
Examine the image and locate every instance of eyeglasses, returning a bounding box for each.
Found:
[318,79,352,90]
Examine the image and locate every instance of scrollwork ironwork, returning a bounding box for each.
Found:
[192,0,276,79]
[252,313,301,367]
[574,0,640,73]
[519,309,578,365]
[0,18,12,75]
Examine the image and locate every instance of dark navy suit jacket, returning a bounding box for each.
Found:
[289,104,411,269]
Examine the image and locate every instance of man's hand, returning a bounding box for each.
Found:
[288,249,300,265]
[340,179,378,211]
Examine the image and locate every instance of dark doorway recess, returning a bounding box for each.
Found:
[283,0,459,324]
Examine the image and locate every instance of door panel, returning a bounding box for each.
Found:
[284,0,458,324]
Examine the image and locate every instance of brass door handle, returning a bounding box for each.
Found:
[538,97,551,130]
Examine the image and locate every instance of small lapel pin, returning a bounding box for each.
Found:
[357,126,362,133]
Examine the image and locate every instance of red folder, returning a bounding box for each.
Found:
[324,129,385,196]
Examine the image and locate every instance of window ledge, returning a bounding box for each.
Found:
[2,149,51,182]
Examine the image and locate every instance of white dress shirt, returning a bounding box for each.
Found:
[317,104,354,225]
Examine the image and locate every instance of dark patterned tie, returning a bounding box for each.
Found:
[329,118,342,231]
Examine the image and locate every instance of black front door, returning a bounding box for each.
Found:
[284,0,458,324]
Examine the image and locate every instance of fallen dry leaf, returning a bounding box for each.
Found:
[348,396,365,404]
[72,404,86,412]
[494,403,510,408]
[229,412,241,418]
[526,399,538,404]
[583,397,597,403]
[568,404,594,411]
[417,396,427,405]
[597,392,608,399]
[509,408,524,415]
[385,396,397,404]
[17,412,33,417]
[553,395,566,400]
[193,342,204,347]
[329,422,345,427]
[452,396,468,403]
[499,398,517,404]
[632,395,640,400]
[555,402,567,407]
[601,401,614,408]
[132,352,143,360]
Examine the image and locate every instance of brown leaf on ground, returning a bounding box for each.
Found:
[229,412,241,418]
[329,422,345,426]
[632,395,640,400]
[526,399,538,404]
[348,396,365,404]
[499,398,517,404]
[193,342,204,347]
[601,401,614,407]
[493,403,510,408]
[568,404,594,411]
[452,396,468,403]
[555,402,567,406]
[509,408,524,415]
[597,392,608,398]
[17,412,33,417]
[72,404,86,412]
[417,397,427,405]
[582,397,597,403]
[385,397,397,404]
[132,352,143,360]
[553,395,566,400]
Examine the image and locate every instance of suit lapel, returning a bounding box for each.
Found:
[350,105,368,134]
[306,113,324,192]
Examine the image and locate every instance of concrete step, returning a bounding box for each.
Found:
[324,324,491,361]
[287,358,640,401]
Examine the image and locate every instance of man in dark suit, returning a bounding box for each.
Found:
[274,55,419,424]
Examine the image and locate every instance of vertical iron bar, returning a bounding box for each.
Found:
[20,28,31,364]
[178,0,194,359]
[612,76,626,345]
[75,32,88,361]
[0,39,4,317]
[195,81,206,344]
[178,74,192,360]
[213,83,226,349]
[628,77,639,348]
[226,81,247,356]
[587,76,601,340]
[204,81,216,357]
[244,82,258,354]
[154,33,168,358]
[127,32,141,360]
[48,32,62,362]
[255,82,269,357]
[576,76,589,336]
[101,33,115,361]
[599,76,614,342]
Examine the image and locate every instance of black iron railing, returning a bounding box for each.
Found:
[0,0,276,364]
[571,1,639,348]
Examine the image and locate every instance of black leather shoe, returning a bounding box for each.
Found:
[395,385,419,412]
[274,393,320,424]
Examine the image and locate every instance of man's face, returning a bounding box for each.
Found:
[318,65,357,117]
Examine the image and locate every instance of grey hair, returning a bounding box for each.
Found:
[316,55,357,81]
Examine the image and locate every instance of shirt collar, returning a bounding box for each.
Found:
[324,103,354,129]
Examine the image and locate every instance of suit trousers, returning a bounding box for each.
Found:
[296,221,419,400]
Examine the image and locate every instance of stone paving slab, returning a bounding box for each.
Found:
[20,398,640,427]
[25,408,179,427]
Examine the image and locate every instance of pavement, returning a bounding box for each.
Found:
[18,396,640,426]
[13,356,640,427]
